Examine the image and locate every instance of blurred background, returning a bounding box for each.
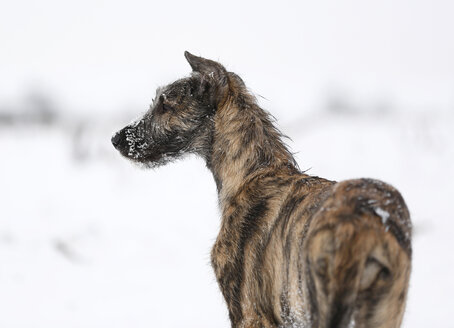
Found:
[1,0,453,327]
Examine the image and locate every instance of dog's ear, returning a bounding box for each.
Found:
[184,51,227,82]
[185,51,228,106]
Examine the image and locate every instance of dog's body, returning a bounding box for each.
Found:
[112,52,412,328]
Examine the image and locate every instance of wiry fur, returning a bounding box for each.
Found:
[112,52,412,328]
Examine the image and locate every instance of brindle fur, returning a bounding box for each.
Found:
[112,52,412,328]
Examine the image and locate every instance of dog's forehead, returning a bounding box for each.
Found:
[160,77,195,99]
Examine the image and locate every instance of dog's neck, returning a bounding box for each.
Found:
[207,74,299,206]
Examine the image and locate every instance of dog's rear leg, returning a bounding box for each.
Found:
[304,218,411,328]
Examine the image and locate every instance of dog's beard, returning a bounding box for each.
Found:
[125,149,188,170]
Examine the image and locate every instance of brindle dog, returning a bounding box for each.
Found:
[112,52,412,328]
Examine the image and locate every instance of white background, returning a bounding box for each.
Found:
[1,0,453,327]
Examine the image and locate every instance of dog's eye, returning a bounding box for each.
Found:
[155,101,174,114]
[162,103,174,112]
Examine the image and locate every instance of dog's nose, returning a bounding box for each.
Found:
[111,132,121,148]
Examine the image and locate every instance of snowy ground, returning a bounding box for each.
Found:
[0,108,453,327]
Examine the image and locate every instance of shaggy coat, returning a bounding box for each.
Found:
[112,52,412,328]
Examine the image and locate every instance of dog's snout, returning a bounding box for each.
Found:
[111,132,122,148]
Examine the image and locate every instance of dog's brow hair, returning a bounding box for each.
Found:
[151,86,166,106]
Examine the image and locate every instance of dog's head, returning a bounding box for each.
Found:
[112,52,228,167]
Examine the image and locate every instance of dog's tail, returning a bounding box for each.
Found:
[304,179,412,328]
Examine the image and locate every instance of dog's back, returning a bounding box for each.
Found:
[212,172,411,328]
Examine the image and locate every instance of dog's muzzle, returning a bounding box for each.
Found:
[111,131,122,149]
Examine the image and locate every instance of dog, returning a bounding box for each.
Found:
[112,52,412,328]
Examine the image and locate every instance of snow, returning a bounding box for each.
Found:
[374,207,390,225]
[0,108,453,327]
[0,126,226,327]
